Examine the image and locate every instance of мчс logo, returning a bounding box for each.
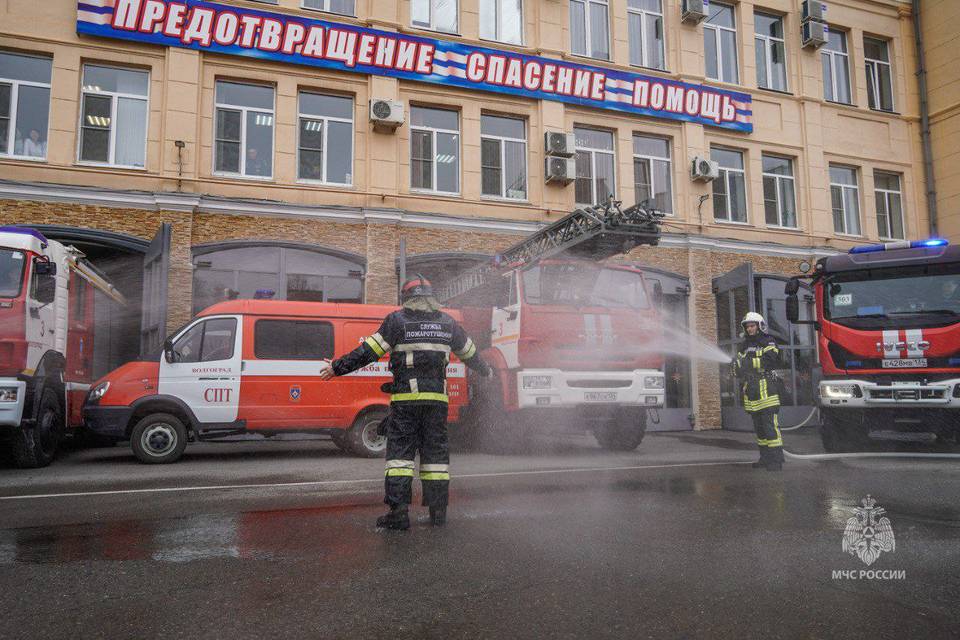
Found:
[842,495,896,566]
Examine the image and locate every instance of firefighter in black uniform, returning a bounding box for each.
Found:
[320,275,491,530]
[734,312,784,471]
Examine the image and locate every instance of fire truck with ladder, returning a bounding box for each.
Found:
[0,226,126,467]
[437,199,667,451]
[785,238,960,452]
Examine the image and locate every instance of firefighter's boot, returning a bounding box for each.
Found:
[429,505,447,527]
[376,506,410,530]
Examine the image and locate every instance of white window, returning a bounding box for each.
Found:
[410,106,460,194]
[704,2,738,84]
[711,147,747,223]
[214,81,274,179]
[79,65,149,168]
[762,154,797,228]
[865,37,894,112]
[632,134,672,214]
[412,0,458,33]
[822,29,851,104]
[574,127,615,206]
[755,12,787,92]
[0,52,51,160]
[570,0,610,60]
[628,0,664,70]
[830,165,861,236]
[874,171,904,240]
[481,114,526,200]
[302,0,354,15]
[298,93,353,185]
[480,0,523,45]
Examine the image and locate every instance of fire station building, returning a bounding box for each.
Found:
[0,0,942,430]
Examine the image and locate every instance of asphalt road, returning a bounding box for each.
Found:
[1,428,958,639]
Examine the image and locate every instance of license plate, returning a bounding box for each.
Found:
[882,358,927,368]
[584,391,617,402]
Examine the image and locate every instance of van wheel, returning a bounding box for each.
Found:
[347,410,388,458]
[130,414,188,464]
[12,388,64,468]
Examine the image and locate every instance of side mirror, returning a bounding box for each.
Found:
[34,260,57,276]
[163,338,177,363]
[35,274,56,305]
[507,309,518,321]
[784,277,800,296]
[786,294,800,324]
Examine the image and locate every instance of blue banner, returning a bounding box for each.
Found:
[77,0,752,132]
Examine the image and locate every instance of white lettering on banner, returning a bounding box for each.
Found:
[139,0,166,33]
[182,7,215,46]
[302,26,325,58]
[163,3,189,38]
[633,80,649,107]
[665,86,683,113]
[722,95,737,121]
[684,90,700,116]
[282,22,307,55]
[113,0,142,30]
[356,33,376,65]
[700,93,721,123]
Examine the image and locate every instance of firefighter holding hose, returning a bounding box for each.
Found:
[319,275,492,530]
[734,312,784,471]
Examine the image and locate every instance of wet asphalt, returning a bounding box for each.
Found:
[0,428,958,639]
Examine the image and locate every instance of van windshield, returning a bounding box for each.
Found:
[0,249,26,298]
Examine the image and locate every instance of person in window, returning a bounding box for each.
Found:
[319,275,492,530]
[22,129,46,158]
[941,280,960,309]
[734,312,785,472]
[246,147,269,176]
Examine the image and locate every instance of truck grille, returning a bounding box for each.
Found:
[868,388,946,401]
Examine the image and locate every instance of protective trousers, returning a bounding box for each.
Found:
[383,402,450,509]
[750,408,784,467]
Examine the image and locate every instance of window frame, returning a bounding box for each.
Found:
[761,153,798,229]
[631,133,673,215]
[172,317,238,364]
[829,165,862,237]
[874,170,905,240]
[480,114,528,201]
[77,64,150,169]
[301,0,355,16]
[296,91,354,186]
[822,29,852,105]
[409,106,461,196]
[711,147,748,224]
[570,0,611,61]
[704,1,739,84]
[574,126,616,208]
[627,0,665,71]
[0,52,52,162]
[864,36,895,112]
[411,0,459,34]
[480,0,524,45]
[213,81,276,181]
[754,11,787,92]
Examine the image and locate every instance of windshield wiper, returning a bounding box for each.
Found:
[888,309,959,316]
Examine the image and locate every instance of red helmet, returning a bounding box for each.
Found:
[401,274,433,301]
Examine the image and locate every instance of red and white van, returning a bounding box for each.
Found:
[83,300,470,463]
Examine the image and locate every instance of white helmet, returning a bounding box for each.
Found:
[741,311,767,333]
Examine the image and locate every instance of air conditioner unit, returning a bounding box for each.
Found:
[369,98,404,131]
[681,0,707,24]
[691,156,720,182]
[544,131,575,157]
[801,21,827,49]
[545,156,576,184]
[801,1,826,24]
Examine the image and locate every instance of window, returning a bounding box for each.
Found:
[192,245,364,314]
[254,320,334,360]
[830,165,861,236]
[822,29,851,104]
[628,0,664,70]
[172,318,237,364]
[762,154,797,228]
[79,65,148,168]
[0,52,52,160]
[874,171,904,239]
[481,114,527,200]
[864,37,894,112]
[214,81,274,178]
[302,0,354,15]
[412,0,458,33]
[298,92,353,185]
[632,134,672,214]
[410,106,459,194]
[574,127,615,206]
[480,0,523,44]
[570,0,609,60]
[755,12,787,91]
[711,147,747,223]
[0,249,25,298]
[704,2,738,84]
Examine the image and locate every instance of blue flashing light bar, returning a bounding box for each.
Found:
[0,226,49,245]
[849,238,949,254]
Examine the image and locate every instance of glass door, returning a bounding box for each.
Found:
[713,263,756,431]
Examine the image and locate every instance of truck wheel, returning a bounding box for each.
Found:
[346,409,388,458]
[11,388,64,468]
[820,410,869,453]
[130,414,188,464]
[594,410,647,451]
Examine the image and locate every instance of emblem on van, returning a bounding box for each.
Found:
[290,385,302,402]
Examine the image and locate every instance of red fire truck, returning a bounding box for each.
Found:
[785,239,960,451]
[0,227,126,467]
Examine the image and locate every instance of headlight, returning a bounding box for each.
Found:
[88,382,110,402]
[821,383,860,399]
[0,387,18,403]
[522,375,552,389]
[644,375,665,390]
